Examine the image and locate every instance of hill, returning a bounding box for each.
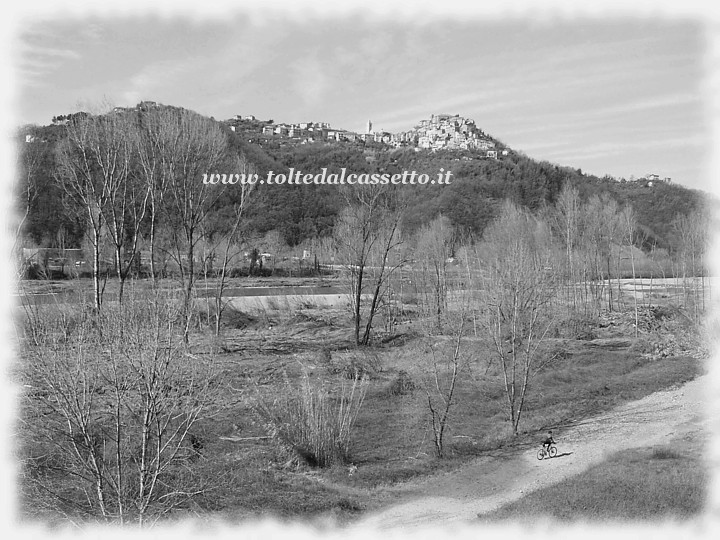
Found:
[15,105,708,252]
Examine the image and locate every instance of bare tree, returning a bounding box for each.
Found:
[478,201,557,436]
[21,293,218,525]
[552,183,582,312]
[416,214,454,326]
[209,154,256,336]
[582,194,623,313]
[102,113,152,301]
[158,110,230,341]
[672,211,709,320]
[13,131,43,276]
[424,316,464,458]
[333,186,405,345]
[621,205,639,337]
[134,107,182,282]
[55,111,127,311]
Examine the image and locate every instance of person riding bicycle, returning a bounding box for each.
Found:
[542,430,555,452]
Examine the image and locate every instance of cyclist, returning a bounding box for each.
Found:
[542,430,555,452]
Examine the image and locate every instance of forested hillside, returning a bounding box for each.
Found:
[15,105,707,253]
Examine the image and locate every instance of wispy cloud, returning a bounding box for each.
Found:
[15,42,81,86]
[10,14,706,189]
[585,92,704,118]
[15,22,105,87]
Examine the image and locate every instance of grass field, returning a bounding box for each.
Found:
[146,304,705,523]
[15,280,709,526]
[478,443,707,522]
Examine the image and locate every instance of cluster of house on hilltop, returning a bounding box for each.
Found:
[603,173,673,186]
[112,101,160,114]
[229,115,392,144]
[642,174,672,188]
[399,113,503,153]
[644,173,672,185]
[228,113,509,157]
[40,105,509,157]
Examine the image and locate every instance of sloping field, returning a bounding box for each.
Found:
[354,374,709,530]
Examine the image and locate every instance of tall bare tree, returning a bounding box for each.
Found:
[13,132,44,275]
[157,110,229,340]
[621,205,639,336]
[478,201,557,436]
[583,193,623,313]
[333,186,405,345]
[424,315,465,458]
[416,214,454,326]
[208,154,256,336]
[672,210,709,319]
[134,107,183,282]
[100,113,152,302]
[55,111,129,311]
[553,183,582,312]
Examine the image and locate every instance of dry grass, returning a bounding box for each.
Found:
[338,333,703,488]
[479,445,706,522]
[252,368,369,467]
[16,278,707,524]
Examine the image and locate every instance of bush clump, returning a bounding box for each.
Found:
[253,369,369,467]
[651,446,682,460]
[388,370,416,396]
[324,350,383,380]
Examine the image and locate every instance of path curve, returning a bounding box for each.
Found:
[353,374,709,530]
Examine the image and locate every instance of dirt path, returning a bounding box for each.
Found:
[353,374,709,530]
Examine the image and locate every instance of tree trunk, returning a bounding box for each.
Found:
[149,199,157,283]
[183,239,195,343]
[93,226,102,312]
[354,268,363,345]
[361,280,383,345]
[607,255,613,312]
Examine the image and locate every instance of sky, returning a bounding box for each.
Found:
[8,2,717,192]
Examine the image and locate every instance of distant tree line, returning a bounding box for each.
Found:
[16,105,255,339]
[15,106,710,300]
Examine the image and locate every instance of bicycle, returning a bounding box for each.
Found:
[536,444,557,460]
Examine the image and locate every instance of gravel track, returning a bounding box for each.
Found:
[354,374,709,530]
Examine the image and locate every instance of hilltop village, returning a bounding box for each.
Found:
[227,113,511,158]
[42,102,670,181]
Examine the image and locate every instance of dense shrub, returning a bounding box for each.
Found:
[253,368,369,467]
[388,370,416,396]
[323,350,383,380]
